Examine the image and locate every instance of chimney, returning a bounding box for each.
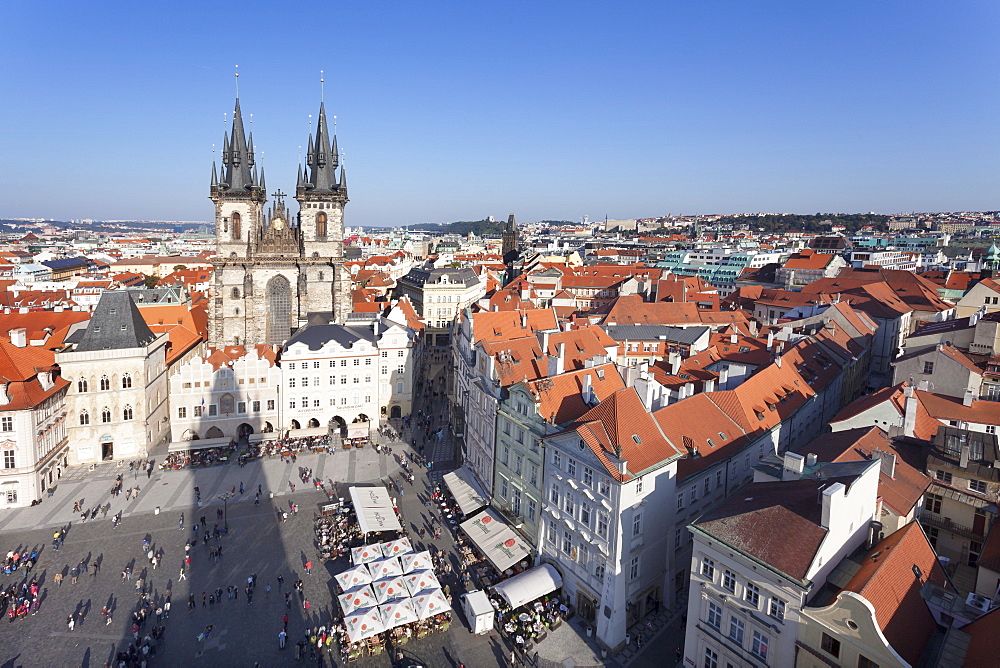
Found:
[719,366,729,389]
[774,353,782,368]
[903,388,918,438]
[806,452,818,467]
[669,352,681,375]
[820,482,847,530]
[730,332,737,344]
[963,388,975,407]
[872,448,897,478]
[960,443,970,469]
[582,373,593,404]
[520,312,528,329]
[556,342,565,375]
[767,329,774,348]
[8,328,26,348]
[867,520,884,550]
[704,378,715,393]
[783,452,806,480]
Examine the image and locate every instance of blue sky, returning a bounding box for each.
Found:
[1,1,997,227]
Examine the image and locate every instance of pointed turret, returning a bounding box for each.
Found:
[296,164,304,189]
[259,167,266,196]
[303,102,339,192]
[220,98,254,191]
[339,165,347,191]
[211,162,218,188]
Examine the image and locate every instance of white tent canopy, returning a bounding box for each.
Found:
[403,570,441,597]
[460,508,533,572]
[368,556,404,581]
[335,565,373,592]
[349,486,402,535]
[412,589,452,620]
[338,585,377,615]
[443,466,489,515]
[381,537,413,558]
[400,550,432,574]
[286,426,328,438]
[372,576,409,604]
[344,608,385,642]
[168,437,234,453]
[379,599,419,630]
[492,564,563,610]
[351,544,384,566]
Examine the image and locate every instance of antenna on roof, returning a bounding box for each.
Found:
[234,64,239,98]
[320,70,325,103]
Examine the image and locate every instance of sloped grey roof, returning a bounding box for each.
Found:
[75,291,158,352]
[603,324,708,345]
[284,323,378,352]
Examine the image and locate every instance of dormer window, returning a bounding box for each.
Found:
[632,434,641,444]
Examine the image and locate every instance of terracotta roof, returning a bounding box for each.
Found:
[602,294,747,327]
[961,606,1000,668]
[783,249,837,270]
[470,309,558,345]
[482,336,546,387]
[694,478,835,582]
[525,363,625,426]
[840,521,950,666]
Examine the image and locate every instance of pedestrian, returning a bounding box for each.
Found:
[277,575,284,589]
[202,592,207,607]
[305,561,312,575]
[164,599,171,618]
[265,584,271,597]
[54,572,63,586]
[179,513,184,530]
[178,567,186,581]
[239,481,244,494]
[279,628,287,649]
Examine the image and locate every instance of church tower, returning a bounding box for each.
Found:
[501,213,520,264]
[208,89,351,348]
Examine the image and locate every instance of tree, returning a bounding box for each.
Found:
[173,265,188,272]
[142,274,159,289]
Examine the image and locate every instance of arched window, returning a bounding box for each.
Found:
[316,212,327,237]
[78,378,88,393]
[121,373,132,389]
[266,275,292,345]
[122,405,133,421]
[79,410,90,425]
[100,375,110,391]
[101,407,111,423]
[232,287,240,299]
[231,212,241,241]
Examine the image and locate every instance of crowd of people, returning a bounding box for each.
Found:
[160,443,235,470]
[245,434,332,460]
[314,504,364,562]
[495,594,568,655]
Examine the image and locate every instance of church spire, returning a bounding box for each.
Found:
[220,97,254,191]
[304,102,340,192]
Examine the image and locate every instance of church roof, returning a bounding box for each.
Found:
[74,291,158,352]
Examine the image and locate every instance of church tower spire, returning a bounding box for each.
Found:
[304,102,341,192]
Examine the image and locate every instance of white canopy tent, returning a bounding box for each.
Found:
[403,570,441,597]
[442,466,489,515]
[372,576,409,604]
[368,556,404,581]
[344,608,385,642]
[248,432,278,444]
[167,437,234,453]
[335,565,373,592]
[379,599,419,630]
[492,564,563,610]
[286,426,328,438]
[351,544,384,566]
[400,550,432,574]
[381,537,413,557]
[412,589,452,620]
[460,508,533,572]
[338,585,377,615]
[349,486,402,535]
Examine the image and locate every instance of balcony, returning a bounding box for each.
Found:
[920,512,985,542]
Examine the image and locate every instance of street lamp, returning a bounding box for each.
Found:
[219,491,234,533]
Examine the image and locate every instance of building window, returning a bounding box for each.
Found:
[500,478,508,499]
[595,563,605,581]
[552,451,562,469]
[100,375,110,391]
[598,480,610,497]
[564,495,575,516]
[821,633,841,658]
[289,399,296,409]
[936,469,952,484]
[925,493,943,514]
[768,597,786,621]
[597,513,609,538]
[677,493,685,511]
[629,556,639,580]
[529,464,538,486]
[701,558,715,580]
[729,617,745,647]
[514,455,522,476]
[744,582,760,607]
[707,602,722,630]
[858,656,880,668]
[527,499,536,520]
[122,405,133,421]
[78,378,88,393]
[208,405,218,417]
[674,527,683,550]
[632,513,642,537]
[0,417,11,432]
[101,407,111,423]
[502,447,510,466]
[703,647,718,668]
[121,373,132,389]
[288,378,296,388]
[354,359,361,367]
[722,570,736,593]
[549,484,560,505]
[301,377,309,387]
[567,458,577,477]
[381,351,388,358]
[266,400,275,411]
[583,467,593,488]
[923,361,934,374]
[751,631,768,661]
[703,477,710,496]
[716,470,723,487]
[562,531,573,556]
[237,401,247,414]
[970,479,988,494]
[3,450,14,469]
[580,504,591,527]
[288,362,296,370]
[546,521,557,545]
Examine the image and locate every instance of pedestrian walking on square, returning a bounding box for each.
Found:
[178,567,186,581]
[305,561,312,575]
[179,513,184,530]
[279,628,287,649]
[240,481,244,494]
[202,592,207,607]
[164,599,171,618]
[277,575,284,589]
[54,572,63,586]
[67,614,75,631]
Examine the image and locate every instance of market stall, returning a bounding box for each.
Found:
[344,608,385,643]
[400,551,432,574]
[442,466,489,516]
[381,537,413,557]
[367,556,404,581]
[412,589,452,620]
[462,590,495,635]
[349,486,402,536]
[344,421,371,448]
[338,586,377,614]
[404,570,441,597]
[351,544,384,566]
[335,565,373,592]
[492,564,562,610]
[372,576,409,604]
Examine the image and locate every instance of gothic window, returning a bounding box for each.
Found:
[232,287,240,299]
[122,405,133,421]
[219,393,236,414]
[101,407,111,423]
[318,272,324,281]
[121,373,132,389]
[99,375,110,391]
[231,212,241,241]
[266,275,292,345]
[78,378,88,393]
[316,212,327,237]
[79,410,90,425]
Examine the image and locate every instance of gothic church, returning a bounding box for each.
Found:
[209,94,351,346]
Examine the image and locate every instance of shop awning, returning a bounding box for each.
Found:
[443,466,489,516]
[460,508,533,573]
[167,437,234,452]
[492,564,563,610]
[286,427,328,438]
[248,432,278,443]
[347,422,370,439]
[349,486,402,535]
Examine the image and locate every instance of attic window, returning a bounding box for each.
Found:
[631,434,641,444]
[707,439,715,448]
[739,346,750,353]
[719,432,728,441]
[912,564,922,578]
[755,410,765,421]
[679,373,690,380]
[121,325,127,331]
[93,326,101,332]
